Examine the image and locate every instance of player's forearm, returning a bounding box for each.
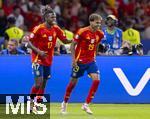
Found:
[70,42,76,61]
[62,39,72,44]
[26,42,41,54]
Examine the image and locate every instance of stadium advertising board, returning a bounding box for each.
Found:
[0,56,150,103]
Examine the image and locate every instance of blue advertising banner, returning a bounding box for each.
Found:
[0,55,150,103]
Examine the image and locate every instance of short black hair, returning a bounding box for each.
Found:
[7,16,16,24]
[125,19,134,27]
[89,13,102,22]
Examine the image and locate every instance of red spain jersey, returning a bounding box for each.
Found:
[30,23,66,66]
[74,26,104,64]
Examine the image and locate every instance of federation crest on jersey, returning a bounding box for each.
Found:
[91,39,95,44]
[48,36,52,41]
[30,33,34,38]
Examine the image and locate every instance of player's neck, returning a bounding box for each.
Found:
[9,50,17,54]
[45,22,52,28]
[107,26,115,31]
[106,26,116,34]
[89,26,97,32]
[9,24,15,28]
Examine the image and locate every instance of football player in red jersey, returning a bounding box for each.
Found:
[61,13,104,114]
[25,5,71,111]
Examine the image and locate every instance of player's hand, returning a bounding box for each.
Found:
[72,60,80,72]
[38,50,47,57]
[72,59,77,67]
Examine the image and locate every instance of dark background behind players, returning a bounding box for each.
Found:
[0,0,149,54]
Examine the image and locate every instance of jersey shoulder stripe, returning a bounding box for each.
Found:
[98,29,104,35]
[77,27,90,35]
[33,23,45,34]
[53,25,64,32]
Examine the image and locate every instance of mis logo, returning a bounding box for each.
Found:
[4,94,50,115]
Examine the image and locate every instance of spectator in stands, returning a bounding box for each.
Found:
[8,6,24,28]
[101,15,123,55]
[117,40,133,55]
[144,26,150,40]
[32,0,42,13]
[78,6,89,27]
[0,9,7,37]
[68,0,81,32]
[124,0,136,16]
[60,0,72,30]
[1,0,149,42]
[0,9,7,50]
[60,44,67,54]
[24,4,42,31]
[0,39,25,55]
[56,28,73,54]
[54,28,73,55]
[2,0,15,16]
[4,16,24,48]
[70,0,81,18]
[123,19,143,55]
[18,35,30,54]
[95,2,108,20]
[50,0,61,16]
[132,7,145,38]
[19,0,33,13]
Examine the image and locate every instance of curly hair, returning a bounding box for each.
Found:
[41,5,55,18]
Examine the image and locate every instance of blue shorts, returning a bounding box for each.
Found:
[71,61,99,78]
[32,63,51,80]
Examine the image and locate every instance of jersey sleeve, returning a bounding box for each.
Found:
[73,29,83,43]
[55,25,67,41]
[29,25,41,42]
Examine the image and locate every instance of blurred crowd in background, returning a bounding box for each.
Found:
[0,0,150,55]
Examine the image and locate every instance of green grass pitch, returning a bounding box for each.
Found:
[0,103,150,119]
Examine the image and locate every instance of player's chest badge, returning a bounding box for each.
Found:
[48,36,53,41]
[91,39,95,44]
